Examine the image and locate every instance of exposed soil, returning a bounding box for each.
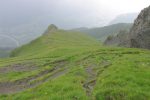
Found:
[0,60,68,94]
[82,60,112,98]
[83,65,97,97]
[0,63,37,74]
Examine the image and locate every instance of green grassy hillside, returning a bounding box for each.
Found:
[73,23,132,41]
[0,29,149,100]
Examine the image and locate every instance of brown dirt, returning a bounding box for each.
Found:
[0,63,37,74]
[83,66,97,97]
[0,60,68,94]
[83,60,112,98]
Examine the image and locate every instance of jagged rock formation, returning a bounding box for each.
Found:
[104,6,150,49]
[44,24,58,34]
[129,6,150,49]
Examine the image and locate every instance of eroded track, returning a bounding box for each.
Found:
[0,60,68,94]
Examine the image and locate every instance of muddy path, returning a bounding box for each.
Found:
[83,66,97,97]
[0,63,37,74]
[0,60,68,94]
[82,60,112,99]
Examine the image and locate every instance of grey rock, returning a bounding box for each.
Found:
[104,6,150,50]
[44,24,58,34]
[129,6,150,49]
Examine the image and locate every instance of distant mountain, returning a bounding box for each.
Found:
[72,23,132,41]
[0,35,18,48]
[0,47,12,58]
[0,16,53,57]
[0,34,18,57]
[109,13,138,25]
[104,6,150,49]
[71,27,89,31]
[0,15,57,47]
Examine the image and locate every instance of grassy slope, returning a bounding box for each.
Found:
[74,23,132,41]
[0,29,149,100]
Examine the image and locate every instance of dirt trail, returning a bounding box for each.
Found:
[83,66,97,97]
[0,63,37,74]
[83,60,112,98]
[0,60,68,94]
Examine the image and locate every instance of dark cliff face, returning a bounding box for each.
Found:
[104,6,150,49]
[129,6,150,49]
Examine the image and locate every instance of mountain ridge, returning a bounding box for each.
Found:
[72,23,132,41]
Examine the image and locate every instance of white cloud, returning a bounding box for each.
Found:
[0,0,150,28]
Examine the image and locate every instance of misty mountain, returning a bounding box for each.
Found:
[0,15,54,48]
[109,13,138,25]
[72,23,132,41]
[0,48,12,58]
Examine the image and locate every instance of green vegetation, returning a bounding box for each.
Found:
[0,29,149,100]
[73,23,132,41]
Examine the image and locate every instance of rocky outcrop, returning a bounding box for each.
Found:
[104,6,150,49]
[129,6,150,49]
[44,24,58,34]
[104,30,129,46]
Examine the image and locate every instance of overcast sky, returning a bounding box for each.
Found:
[0,0,150,29]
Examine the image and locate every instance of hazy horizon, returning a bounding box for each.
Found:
[0,0,150,29]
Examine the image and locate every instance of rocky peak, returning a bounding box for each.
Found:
[130,6,150,36]
[129,6,150,49]
[44,24,58,34]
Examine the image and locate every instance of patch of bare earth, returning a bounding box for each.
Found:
[0,63,37,74]
[83,66,97,97]
[83,60,112,99]
[0,60,68,94]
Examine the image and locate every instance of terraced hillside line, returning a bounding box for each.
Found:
[83,65,97,97]
[0,60,68,94]
[0,63,37,74]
